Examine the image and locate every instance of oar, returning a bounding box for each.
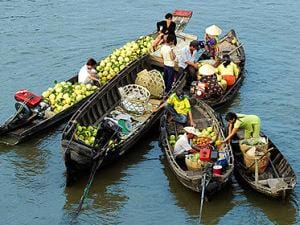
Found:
[228,43,244,55]
[199,171,207,223]
[71,129,119,222]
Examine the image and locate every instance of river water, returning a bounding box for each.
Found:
[0,0,299,224]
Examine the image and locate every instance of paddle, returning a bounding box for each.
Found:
[199,171,207,223]
[228,43,244,55]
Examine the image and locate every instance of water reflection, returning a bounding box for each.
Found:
[162,157,235,225]
[63,131,156,224]
[241,184,299,225]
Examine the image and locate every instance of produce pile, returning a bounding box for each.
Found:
[74,124,98,146]
[217,75,227,90]
[96,36,154,85]
[42,82,98,113]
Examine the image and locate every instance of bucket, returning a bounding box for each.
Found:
[213,165,222,175]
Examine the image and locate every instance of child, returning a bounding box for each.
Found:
[160,34,176,92]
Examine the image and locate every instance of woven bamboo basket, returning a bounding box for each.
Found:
[135,69,165,99]
[239,137,268,154]
[118,84,150,115]
[242,147,270,174]
[185,157,206,171]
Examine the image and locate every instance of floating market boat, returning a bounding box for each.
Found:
[149,29,246,109]
[159,100,234,193]
[231,132,296,199]
[61,55,186,184]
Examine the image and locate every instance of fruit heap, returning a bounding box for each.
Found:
[217,75,227,90]
[96,36,154,85]
[193,126,222,146]
[74,124,98,146]
[186,152,200,162]
[42,82,98,113]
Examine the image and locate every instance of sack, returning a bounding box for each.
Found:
[243,146,270,174]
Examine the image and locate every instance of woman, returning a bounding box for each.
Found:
[203,25,222,60]
[152,13,177,50]
[216,54,240,86]
[223,112,261,143]
[199,64,223,99]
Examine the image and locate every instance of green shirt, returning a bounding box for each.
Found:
[234,114,260,131]
[167,93,191,115]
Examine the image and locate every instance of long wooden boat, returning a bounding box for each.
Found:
[159,100,234,193]
[149,29,246,109]
[231,133,296,199]
[61,55,186,184]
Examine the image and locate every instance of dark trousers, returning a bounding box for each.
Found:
[179,65,198,87]
[164,65,175,93]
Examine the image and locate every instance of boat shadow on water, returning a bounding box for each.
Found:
[162,156,235,225]
[62,128,160,223]
[234,173,299,225]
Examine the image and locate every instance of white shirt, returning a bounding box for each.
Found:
[173,133,192,157]
[177,46,197,69]
[78,65,96,84]
[160,44,175,67]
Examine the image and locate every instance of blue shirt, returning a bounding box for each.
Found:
[178,46,197,69]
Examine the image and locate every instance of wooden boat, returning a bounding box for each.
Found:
[0,76,99,145]
[149,29,246,109]
[159,100,234,193]
[231,133,297,199]
[61,55,187,184]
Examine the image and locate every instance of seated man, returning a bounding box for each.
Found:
[78,58,99,84]
[154,89,195,127]
[223,112,261,143]
[177,40,200,87]
[173,126,199,168]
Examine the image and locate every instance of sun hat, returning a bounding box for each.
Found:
[199,64,216,76]
[184,126,198,136]
[205,25,222,36]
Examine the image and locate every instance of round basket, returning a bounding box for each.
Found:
[135,69,165,99]
[118,84,150,114]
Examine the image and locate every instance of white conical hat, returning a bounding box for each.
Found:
[199,64,216,76]
[205,25,222,36]
[184,127,198,136]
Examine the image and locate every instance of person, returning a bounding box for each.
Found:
[216,55,240,86]
[152,13,177,49]
[78,58,98,84]
[223,112,261,143]
[154,89,195,127]
[173,126,199,167]
[198,64,224,99]
[202,25,222,60]
[177,40,200,87]
[160,34,176,92]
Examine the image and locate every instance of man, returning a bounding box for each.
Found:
[223,112,261,142]
[78,58,98,84]
[160,34,176,92]
[154,89,195,127]
[173,126,198,167]
[177,40,200,87]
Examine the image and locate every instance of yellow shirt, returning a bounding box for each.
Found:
[217,62,240,78]
[167,93,191,115]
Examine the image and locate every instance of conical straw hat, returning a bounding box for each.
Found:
[205,25,222,36]
[199,64,216,76]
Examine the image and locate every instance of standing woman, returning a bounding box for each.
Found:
[152,13,177,50]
